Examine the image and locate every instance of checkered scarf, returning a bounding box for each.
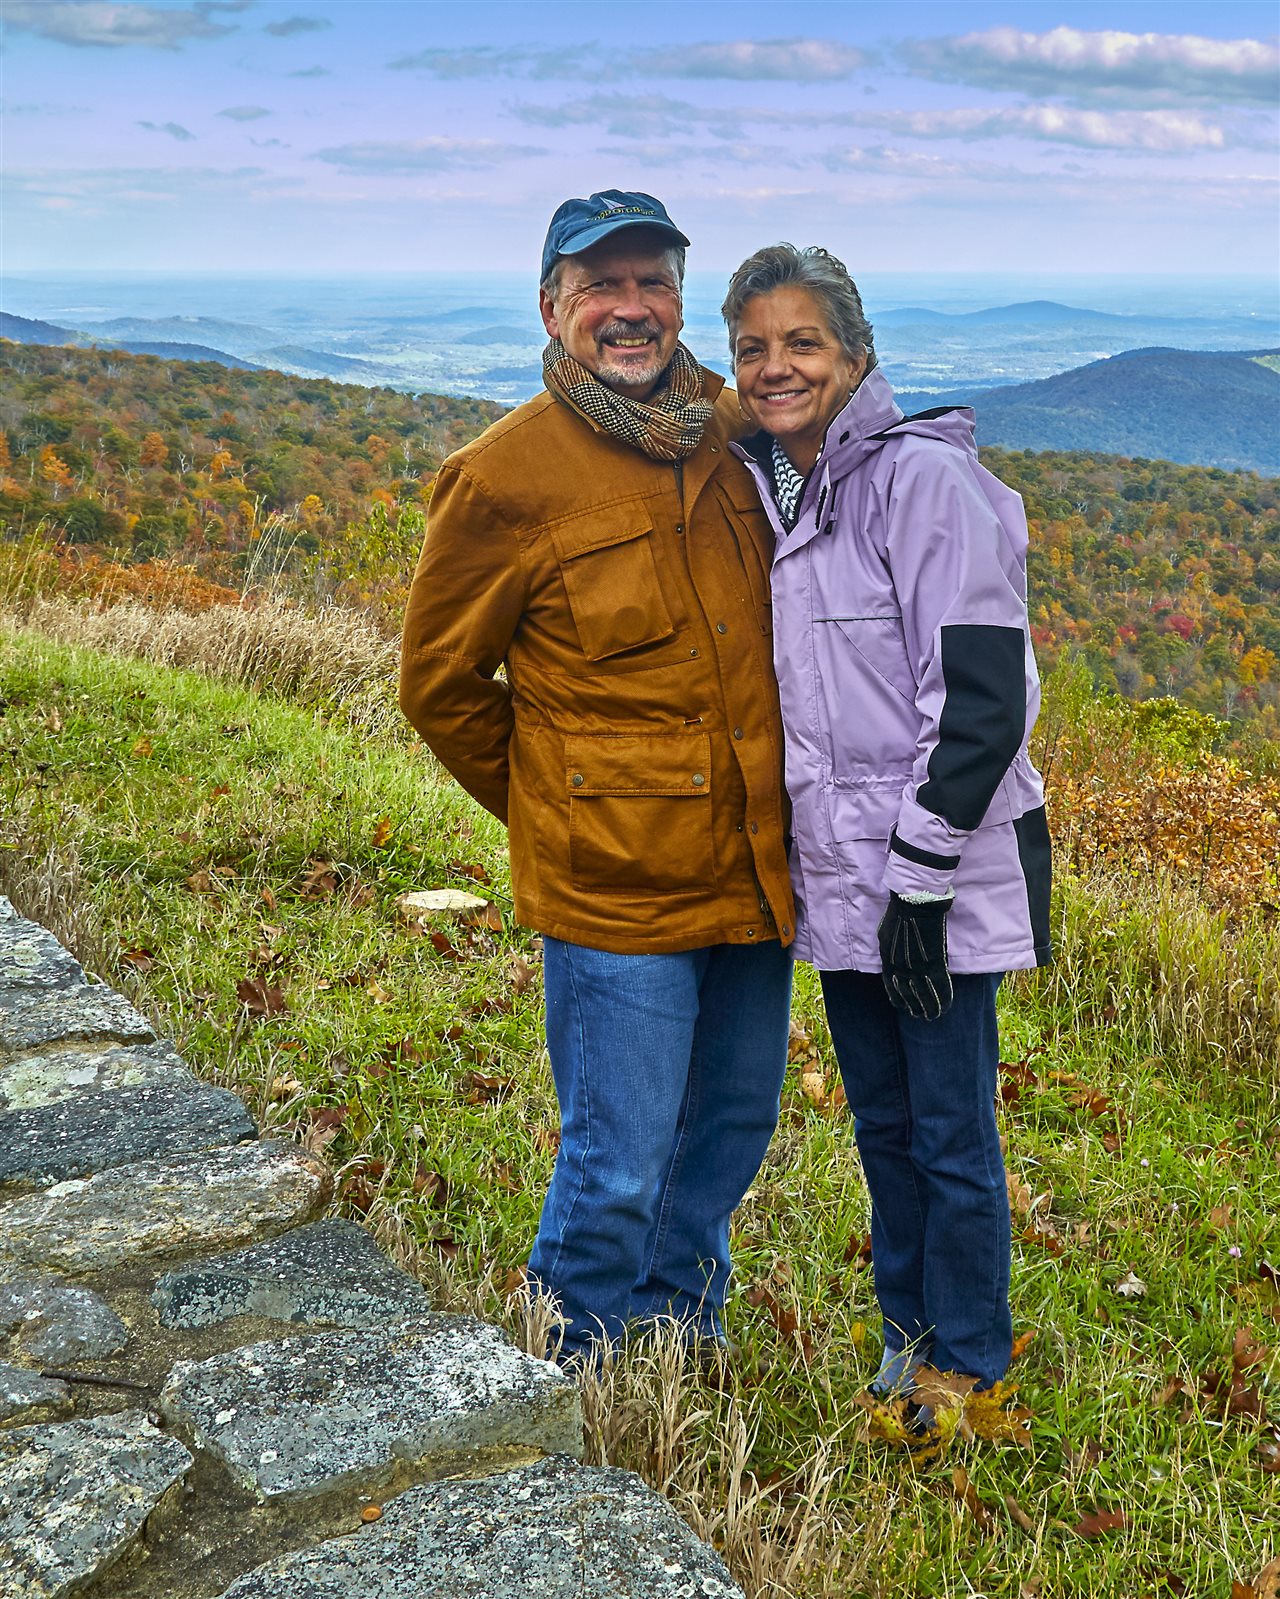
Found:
[542,339,714,462]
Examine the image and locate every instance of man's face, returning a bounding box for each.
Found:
[540,230,683,401]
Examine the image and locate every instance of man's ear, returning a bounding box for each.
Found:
[539,286,559,340]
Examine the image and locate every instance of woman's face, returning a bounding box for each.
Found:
[733,285,866,471]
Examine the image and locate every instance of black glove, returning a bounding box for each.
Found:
[877,892,955,1021]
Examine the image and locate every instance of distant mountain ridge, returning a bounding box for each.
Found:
[876,298,1266,333]
[893,347,1280,475]
[1,312,260,372]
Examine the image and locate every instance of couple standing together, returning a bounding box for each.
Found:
[399,190,1052,1414]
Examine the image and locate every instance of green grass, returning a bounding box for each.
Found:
[2,624,1277,1597]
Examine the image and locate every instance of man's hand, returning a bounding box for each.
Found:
[877,892,955,1021]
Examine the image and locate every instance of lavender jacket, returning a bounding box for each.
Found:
[731,368,1052,974]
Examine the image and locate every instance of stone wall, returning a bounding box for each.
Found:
[0,896,745,1599]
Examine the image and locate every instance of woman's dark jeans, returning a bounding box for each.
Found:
[820,969,1012,1388]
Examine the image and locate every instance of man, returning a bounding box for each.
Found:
[399,190,794,1363]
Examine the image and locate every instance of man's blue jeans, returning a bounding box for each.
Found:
[820,970,1012,1389]
[528,936,793,1360]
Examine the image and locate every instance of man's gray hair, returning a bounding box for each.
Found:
[721,243,876,372]
[541,242,687,301]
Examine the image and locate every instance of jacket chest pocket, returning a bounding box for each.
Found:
[565,732,715,895]
[550,511,679,662]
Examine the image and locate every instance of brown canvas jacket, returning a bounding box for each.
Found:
[399,368,796,955]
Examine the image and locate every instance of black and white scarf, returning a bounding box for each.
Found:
[769,438,808,530]
[542,339,714,462]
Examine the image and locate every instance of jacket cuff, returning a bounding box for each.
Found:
[882,796,970,897]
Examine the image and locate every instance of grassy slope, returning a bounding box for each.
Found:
[1,627,1276,1597]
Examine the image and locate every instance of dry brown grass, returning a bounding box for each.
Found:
[0,594,401,737]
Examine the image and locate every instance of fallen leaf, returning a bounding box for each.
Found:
[950,1465,996,1534]
[508,956,536,993]
[448,857,490,883]
[1115,1269,1147,1299]
[366,979,392,1004]
[210,783,231,799]
[268,1074,304,1101]
[120,945,156,972]
[185,868,217,893]
[1072,1508,1128,1538]
[44,708,63,732]
[460,1070,513,1106]
[236,977,288,1017]
[296,858,340,899]
[130,736,153,759]
[844,1232,873,1266]
[1244,1557,1280,1599]
[534,1126,560,1156]
[428,930,461,961]
[1010,1330,1036,1361]
[371,816,392,847]
[799,1069,830,1108]
[1004,1493,1034,1532]
[413,1166,449,1206]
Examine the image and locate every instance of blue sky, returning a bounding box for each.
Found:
[3,1,1277,278]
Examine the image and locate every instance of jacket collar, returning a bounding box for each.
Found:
[731,368,979,558]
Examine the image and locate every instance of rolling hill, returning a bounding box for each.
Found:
[894,347,1280,474]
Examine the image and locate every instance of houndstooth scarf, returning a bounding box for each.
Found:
[542,339,714,462]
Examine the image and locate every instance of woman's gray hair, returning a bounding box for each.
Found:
[721,243,876,372]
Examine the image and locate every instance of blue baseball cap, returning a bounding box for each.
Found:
[541,189,690,284]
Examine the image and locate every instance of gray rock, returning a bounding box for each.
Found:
[161,1318,582,1501]
[0,908,85,997]
[0,1362,70,1427]
[0,1409,192,1597]
[215,1455,745,1598]
[0,985,156,1054]
[0,1040,195,1112]
[0,1140,332,1273]
[0,1081,257,1188]
[0,1269,128,1364]
[152,1218,432,1330]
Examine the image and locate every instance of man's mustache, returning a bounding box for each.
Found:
[596,321,664,345]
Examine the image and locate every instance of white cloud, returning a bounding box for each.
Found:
[287,65,329,78]
[217,105,272,120]
[635,39,868,81]
[137,119,196,140]
[312,138,547,173]
[900,27,1280,106]
[868,105,1234,152]
[0,1,242,49]
[391,37,868,81]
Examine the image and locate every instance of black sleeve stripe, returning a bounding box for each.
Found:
[918,624,1025,832]
[1013,805,1054,966]
[889,828,961,871]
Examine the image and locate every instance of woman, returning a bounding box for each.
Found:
[722,245,1052,1412]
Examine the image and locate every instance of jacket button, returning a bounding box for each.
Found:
[571,773,585,787]
[735,822,744,832]
[689,648,699,657]
[733,727,744,740]
[749,821,759,834]
[710,444,719,453]
[675,523,685,534]
[746,928,755,937]
[782,924,791,936]
[691,773,706,786]
[716,622,728,634]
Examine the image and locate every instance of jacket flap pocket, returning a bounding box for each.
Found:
[549,505,654,562]
[828,782,904,842]
[717,470,768,514]
[566,733,711,796]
